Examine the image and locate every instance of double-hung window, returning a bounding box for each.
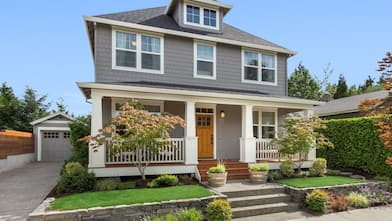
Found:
[252,111,277,139]
[194,43,216,79]
[243,51,277,84]
[185,4,219,29]
[114,30,163,74]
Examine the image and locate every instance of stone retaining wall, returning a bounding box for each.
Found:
[284,181,387,207]
[28,193,226,221]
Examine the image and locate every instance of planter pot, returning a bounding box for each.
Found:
[207,172,228,187]
[249,170,268,184]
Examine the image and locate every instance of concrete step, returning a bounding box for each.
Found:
[229,193,291,208]
[232,202,298,219]
[223,186,285,198]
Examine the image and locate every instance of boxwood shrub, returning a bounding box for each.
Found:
[317,117,392,177]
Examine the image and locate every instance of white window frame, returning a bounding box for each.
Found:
[111,98,164,117]
[183,2,220,30]
[194,41,216,80]
[112,29,164,75]
[252,108,278,140]
[241,49,278,86]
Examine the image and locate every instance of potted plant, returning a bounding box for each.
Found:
[207,161,227,187]
[249,163,269,183]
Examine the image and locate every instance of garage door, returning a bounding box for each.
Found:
[41,131,72,161]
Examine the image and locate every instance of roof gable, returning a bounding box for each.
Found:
[31,112,74,125]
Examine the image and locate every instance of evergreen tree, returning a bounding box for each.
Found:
[334,74,349,99]
[19,87,51,131]
[0,82,22,130]
[288,63,322,100]
[54,97,69,114]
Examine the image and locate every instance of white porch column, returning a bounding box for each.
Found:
[304,109,317,161]
[240,104,256,163]
[184,100,198,165]
[89,91,105,168]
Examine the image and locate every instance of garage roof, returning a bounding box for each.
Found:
[30,112,74,126]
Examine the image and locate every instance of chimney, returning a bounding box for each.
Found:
[322,92,331,102]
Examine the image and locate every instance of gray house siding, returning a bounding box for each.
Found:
[102,97,112,125]
[164,101,185,138]
[216,104,241,159]
[95,24,288,96]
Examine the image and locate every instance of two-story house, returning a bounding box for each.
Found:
[78,0,322,179]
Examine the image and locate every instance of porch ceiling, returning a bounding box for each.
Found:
[77,82,324,110]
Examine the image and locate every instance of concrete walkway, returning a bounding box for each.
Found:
[234,205,392,221]
[0,162,62,221]
[290,205,392,221]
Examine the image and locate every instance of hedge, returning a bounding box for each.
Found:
[317,116,392,177]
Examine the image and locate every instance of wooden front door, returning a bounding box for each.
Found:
[196,114,214,158]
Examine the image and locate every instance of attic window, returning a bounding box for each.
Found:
[184,4,219,30]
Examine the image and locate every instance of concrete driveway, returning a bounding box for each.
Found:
[0,162,62,221]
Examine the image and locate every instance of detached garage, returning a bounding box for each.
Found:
[31,112,74,162]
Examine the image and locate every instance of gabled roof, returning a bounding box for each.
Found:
[86,6,295,56]
[314,90,389,117]
[166,0,233,16]
[31,112,74,126]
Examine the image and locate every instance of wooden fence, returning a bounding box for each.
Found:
[0,130,34,159]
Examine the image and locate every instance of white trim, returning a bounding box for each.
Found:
[84,16,297,56]
[195,103,217,159]
[78,83,323,108]
[252,107,278,140]
[183,2,220,31]
[193,41,216,80]
[42,120,72,124]
[36,127,70,161]
[91,165,197,177]
[241,49,278,86]
[165,0,232,15]
[112,29,164,75]
[31,112,74,125]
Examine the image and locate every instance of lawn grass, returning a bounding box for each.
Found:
[277,176,363,188]
[51,185,212,210]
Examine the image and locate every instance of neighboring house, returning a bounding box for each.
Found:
[315,90,389,119]
[78,0,322,178]
[31,112,74,162]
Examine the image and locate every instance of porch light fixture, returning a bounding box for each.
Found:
[220,110,225,119]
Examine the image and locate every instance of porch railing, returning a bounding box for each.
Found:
[105,138,185,164]
[256,139,280,161]
[255,139,305,161]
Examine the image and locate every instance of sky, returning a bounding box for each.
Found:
[0,0,391,115]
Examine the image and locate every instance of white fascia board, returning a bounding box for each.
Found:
[31,112,74,125]
[83,16,296,56]
[77,82,324,107]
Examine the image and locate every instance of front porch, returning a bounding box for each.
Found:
[79,83,320,178]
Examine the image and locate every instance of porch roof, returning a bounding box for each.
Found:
[77,82,324,109]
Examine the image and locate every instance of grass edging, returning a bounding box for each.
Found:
[277,176,363,188]
[28,186,226,221]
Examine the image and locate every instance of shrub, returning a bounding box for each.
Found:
[152,214,178,221]
[68,115,91,167]
[280,160,295,177]
[318,117,392,177]
[310,158,327,177]
[346,192,369,208]
[56,162,96,194]
[358,184,392,206]
[148,174,179,188]
[95,179,136,191]
[267,170,283,182]
[95,179,118,191]
[206,200,232,221]
[305,189,329,213]
[329,194,348,212]
[326,169,341,176]
[250,163,269,172]
[177,208,203,221]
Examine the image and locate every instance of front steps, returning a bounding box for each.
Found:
[197,160,249,182]
[220,184,298,219]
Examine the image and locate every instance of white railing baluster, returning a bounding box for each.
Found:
[255,139,280,161]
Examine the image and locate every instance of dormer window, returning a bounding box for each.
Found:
[184,4,219,30]
[186,5,200,24]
